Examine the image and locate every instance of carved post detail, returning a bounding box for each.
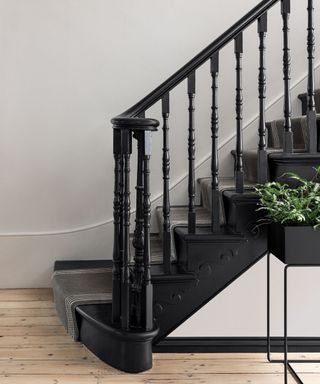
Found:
[112,129,122,325]
[282,0,293,153]
[188,71,196,234]
[162,93,171,273]
[143,131,153,331]
[307,0,317,153]
[210,52,220,231]
[121,129,132,330]
[131,131,144,327]
[257,12,268,183]
[235,32,244,193]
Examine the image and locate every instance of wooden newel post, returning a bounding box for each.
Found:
[131,130,145,328]
[112,126,132,330]
[142,130,153,331]
[112,117,158,332]
[121,128,132,330]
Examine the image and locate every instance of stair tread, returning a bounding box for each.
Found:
[298,89,320,114]
[155,205,211,231]
[266,114,320,150]
[197,177,255,214]
[54,236,163,270]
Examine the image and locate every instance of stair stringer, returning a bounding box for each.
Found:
[152,226,267,343]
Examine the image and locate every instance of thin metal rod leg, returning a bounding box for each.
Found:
[268,262,320,383]
[287,363,304,384]
[267,252,271,362]
[284,265,289,384]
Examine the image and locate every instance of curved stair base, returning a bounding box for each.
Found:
[77,303,159,373]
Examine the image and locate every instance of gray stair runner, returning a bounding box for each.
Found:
[198,177,255,213]
[52,267,112,340]
[241,114,320,183]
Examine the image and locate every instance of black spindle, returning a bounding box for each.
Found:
[210,52,220,232]
[188,72,196,233]
[257,13,268,183]
[307,0,317,153]
[121,130,132,330]
[281,0,293,153]
[162,93,171,273]
[143,131,153,331]
[235,32,244,193]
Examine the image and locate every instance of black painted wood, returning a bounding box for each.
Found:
[307,0,317,153]
[156,221,267,342]
[112,148,122,325]
[121,131,132,331]
[187,72,196,234]
[268,152,320,184]
[132,132,145,328]
[154,337,320,353]
[235,32,244,193]
[281,0,293,153]
[143,131,153,331]
[257,13,268,183]
[162,93,172,273]
[210,52,220,232]
[77,303,159,373]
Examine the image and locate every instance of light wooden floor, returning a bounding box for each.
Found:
[0,289,319,383]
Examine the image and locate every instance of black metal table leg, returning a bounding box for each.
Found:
[284,264,288,383]
[267,254,320,383]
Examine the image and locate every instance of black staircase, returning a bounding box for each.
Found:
[53,0,320,373]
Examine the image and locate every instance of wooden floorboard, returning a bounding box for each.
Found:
[0,289,318,383]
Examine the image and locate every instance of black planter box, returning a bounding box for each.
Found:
[268,223,320,264]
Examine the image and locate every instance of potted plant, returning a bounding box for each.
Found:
[255,166,320,264]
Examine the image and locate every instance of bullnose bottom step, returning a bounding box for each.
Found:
[76,303,159,373]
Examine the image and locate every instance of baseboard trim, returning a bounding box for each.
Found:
[153,337,320,353]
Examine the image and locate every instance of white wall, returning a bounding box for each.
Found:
[0,0,319,336]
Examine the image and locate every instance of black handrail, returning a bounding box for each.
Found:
[114,0,280,120]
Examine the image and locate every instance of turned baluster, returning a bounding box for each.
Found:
[162,93,172,273]
[235,32,244,193]
[257,12,268,183]
[282,0,293,153]
[210,52,220,231]
[188,72,196,234]
[307,0,317,153]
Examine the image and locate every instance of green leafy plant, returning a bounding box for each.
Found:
[255,165,320,228]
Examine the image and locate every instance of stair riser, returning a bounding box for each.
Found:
[269,157,320,186]
[223,194,263,234]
